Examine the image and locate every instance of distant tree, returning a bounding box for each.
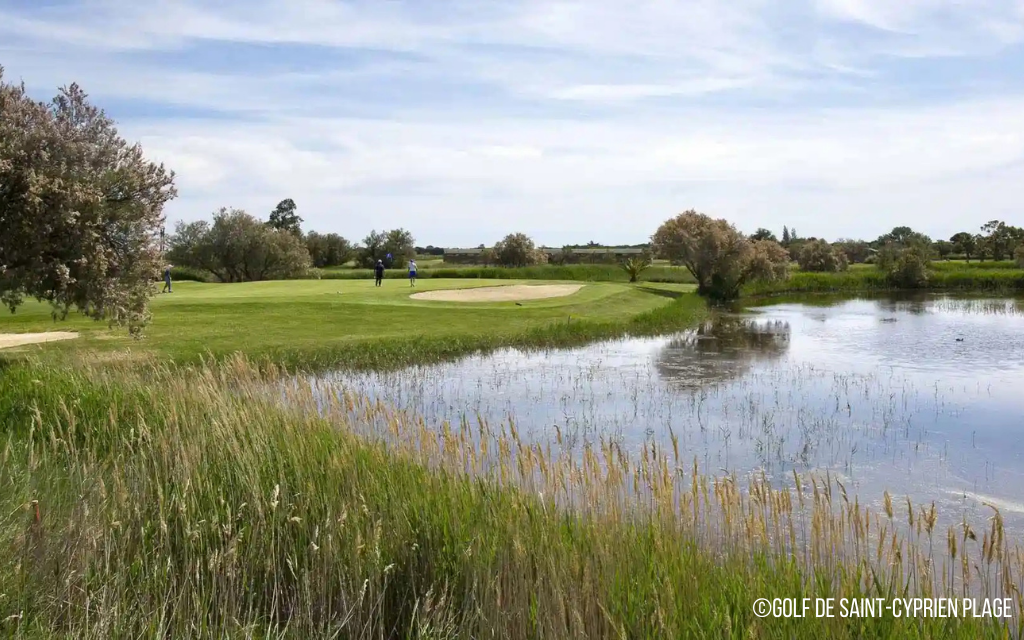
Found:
[833,239,871,264]
[169,208,310,282]
[305,232,353,268]
[651,210,789,299]
[383,229,416,268]
[479,247,496,266]
[933,240,954,260]
[877,243,931,288]
[494,233,542,268]
[0,67,177,335]
[979,220,1022,261]
[785,238,808,263]
[356,229,414,268]
[751,228,778,243]
[267,198,303,235]
[357,230,386,268]
[620,249,653,283]
[782,226,791,245]
[796,240,849,272]
[950,232,978,262]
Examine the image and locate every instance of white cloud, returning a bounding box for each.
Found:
[2,0,1023,244]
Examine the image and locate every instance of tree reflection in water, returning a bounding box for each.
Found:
[656,316,791,389]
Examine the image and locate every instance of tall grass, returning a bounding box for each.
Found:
[0,358,1019,638]
[745,266,1024,297]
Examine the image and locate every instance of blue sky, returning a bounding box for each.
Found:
[2,0,1024,247]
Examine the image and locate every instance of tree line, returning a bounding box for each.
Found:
[165,200,419,281]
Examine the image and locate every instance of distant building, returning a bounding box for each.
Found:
[443,248,489,265]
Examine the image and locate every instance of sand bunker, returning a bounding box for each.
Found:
[411,284,585,303]
[0,331,79,350]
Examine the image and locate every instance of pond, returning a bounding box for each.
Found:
[312,294,1024,531]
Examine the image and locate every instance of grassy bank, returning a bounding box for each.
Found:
[1,358,1017,638]
[0,279,702,371]
[744,265,1024,297]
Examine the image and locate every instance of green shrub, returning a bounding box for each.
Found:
[795,240,849,272]
[877,245,931,288]
[169,266,214,282]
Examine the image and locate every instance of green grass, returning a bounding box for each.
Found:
[320,263,697,284]
[0,279,701,370]
[1,359,1016,638]
[744,264,1024,297]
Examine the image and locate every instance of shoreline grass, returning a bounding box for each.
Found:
[1,357,1019,638]
[743,266,1024,298]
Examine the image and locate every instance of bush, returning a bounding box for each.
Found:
[167,208,311,282]
[168,266,213,283]
[877,244,931,288]
[494,233,544,268]
[796,240,849,272]
[1016,245,1024,269]
[651,210,789,299]
[305,232,353,268]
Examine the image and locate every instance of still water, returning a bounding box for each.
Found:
[316,295,1024,528]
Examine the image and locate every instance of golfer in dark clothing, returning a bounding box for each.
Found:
[374,260,385,287]
[162,266,173,293]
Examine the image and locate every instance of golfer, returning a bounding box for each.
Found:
[374,260,385,287]
[162,265,173,293]
[408,259,417,287]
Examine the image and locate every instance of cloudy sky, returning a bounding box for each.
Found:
[2,0,1023,247]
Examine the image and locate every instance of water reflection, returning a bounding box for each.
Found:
[310,294,1024,534]
[656,318,790,389]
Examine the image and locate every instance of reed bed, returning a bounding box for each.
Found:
[744,267,1024,296]
[1,356,1021,638]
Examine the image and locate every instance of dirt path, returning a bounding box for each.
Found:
[410,284,585,303]
[0,332,79,350]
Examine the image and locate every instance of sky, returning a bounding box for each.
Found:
[2,0,1024,247]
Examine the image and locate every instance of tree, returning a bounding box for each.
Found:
[0,67,177,335]
[950,232,977,262]
[877,243,931,288]
[933,240,954,260]
[620,250,653,283]
[650,210,789,300]
[357,231,386,268]
[305,232,353,268]
[833,239,871,264]
[979,220,1023,261]
[383,229,416,269]
[357,229,415,268]
[494,233,543,268]
[168,208,310,282]
[877,226,931,249]
[796,240,849,272]
[267,198,303,235]
[1016,245,1024,269]
[751,228,778,243]
[782,226,791,245]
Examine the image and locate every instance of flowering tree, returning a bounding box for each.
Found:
[0,67,176,334]
[651,210,789,299]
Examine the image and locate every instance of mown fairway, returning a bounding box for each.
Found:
[0,279,698,368]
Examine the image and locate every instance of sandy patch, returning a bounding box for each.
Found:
[0,331,79,350]
[411,284,585,303]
